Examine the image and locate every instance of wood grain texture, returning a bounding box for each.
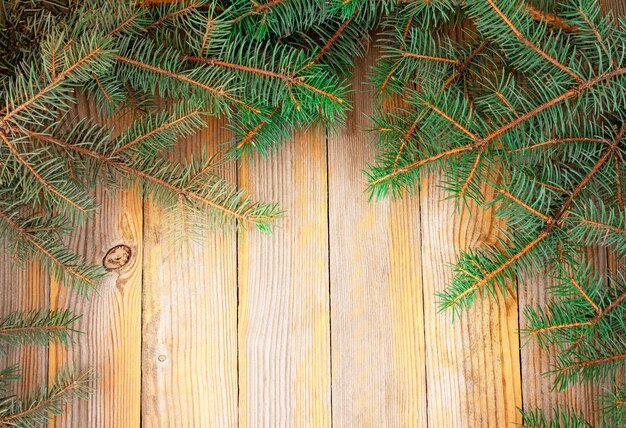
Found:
[48,100,143,428]
[141,118,238,427]
[419,175,522,427]
[238,129,331,427]
[519,252,611,426]
[328,47,428,427]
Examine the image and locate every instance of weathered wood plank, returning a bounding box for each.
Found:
[238,129,331,427]
[519,253,610,426]
[48,100,143,427]
[328,47,428,426]
[419,177,523,426]
[141,118,238,427]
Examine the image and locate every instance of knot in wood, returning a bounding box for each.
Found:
[103,244,132,271]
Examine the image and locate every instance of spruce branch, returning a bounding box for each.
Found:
[0,204,103,293]
[0,366,20,395]
[114,54,260,112]
[368,67,626,194]
[0,131,94,218]
[523,4,578,32]
[302,7,359,69]
[438,121,625,312]
[0,306,86,427]
[13,126,282,230]
[479,0,583,82]
[599,384,626,426]
[519,405,593,427]
[0,309,79,353]
[185,56,346,105]
[0,366,90,428]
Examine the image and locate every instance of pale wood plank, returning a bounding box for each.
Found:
[141,117,238,427]
[328,47,428,426]
[519,253,611,426]
[48,99,143,427]
[419,178,523,427]
[238,129,331,427]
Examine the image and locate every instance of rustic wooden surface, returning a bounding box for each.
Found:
[2,2,625,426]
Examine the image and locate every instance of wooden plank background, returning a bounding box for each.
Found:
[1,2,625,426]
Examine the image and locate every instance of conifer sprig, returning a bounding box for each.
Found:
[0,366,90,428]
[519,405,593,427]
[0,309,79,353]
[0,307,88,427]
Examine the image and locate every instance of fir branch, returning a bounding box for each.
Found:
[519,405,592,428]
[0,206,101,292]
[185,56,346,104]
[0,366,90,427]
[523,4,578,33]
[146,2,202,29]
[1,45,105,122]
[576,6,611,63]
[482,0,582,81]
[0,132,90,215]
[443,38,489,88]
[114,55,260,112]
[399,51,459,64]
[557,352,626,373]
[15,127,281,229]
[599,384,626,426]
[252,0,285,14]
[112,108,204,155]
[0,309,79,353]
[369,67,626,190]
[568,271,601,314]
[0,365,19,393]
[498,189,552,222]
[457,149,483,200]
[616,157,624,210]
[237,117,269,150]
[379,17,413,94]
[529,320,593,336]
[508,137,607,154]
[578,217,626,236]
[303,8,358,69]
[440,124,625,310]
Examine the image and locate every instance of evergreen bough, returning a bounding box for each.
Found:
[0,309,89,427]
[366,0,626,425]
[1,0,626,425]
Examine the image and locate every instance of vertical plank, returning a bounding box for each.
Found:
[419,178,523,426]
[141,118,238,427]
[48,100,143,427]
[238,129,331,426]
[519,253,610,426]
[328,47,428,426]
[0,259,48,396]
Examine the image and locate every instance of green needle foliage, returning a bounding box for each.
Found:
[0,309,88,428]
[519,406,594,427]
[3,0,626,425]
[366,0,626,424]
[0,309,79,350]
